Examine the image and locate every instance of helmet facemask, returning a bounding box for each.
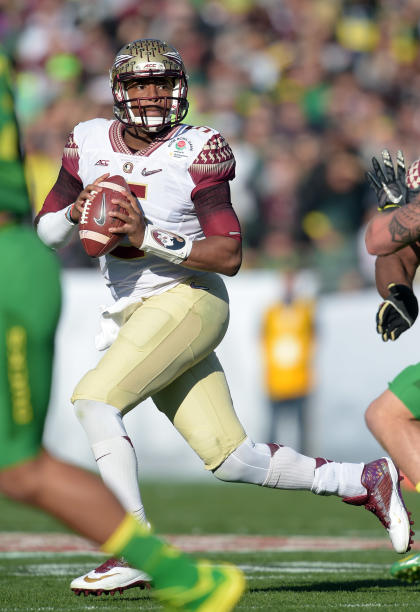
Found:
[110,39,189,133]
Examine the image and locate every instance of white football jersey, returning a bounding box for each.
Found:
[63,119,236,300]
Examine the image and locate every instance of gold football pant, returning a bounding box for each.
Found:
[72,273,246,469]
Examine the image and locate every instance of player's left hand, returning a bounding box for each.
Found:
[367,149,408,211]
[376,283,419,341]
[109,192,146,248]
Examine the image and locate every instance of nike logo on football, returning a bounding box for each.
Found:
[84,573,120,583]
[94,194,107,226]
[141,168,162,176]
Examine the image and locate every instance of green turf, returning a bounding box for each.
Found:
[1,482,420,610]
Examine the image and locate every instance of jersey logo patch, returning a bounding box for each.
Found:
[95,160,109,166]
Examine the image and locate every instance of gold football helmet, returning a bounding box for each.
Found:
[109,39,189,132]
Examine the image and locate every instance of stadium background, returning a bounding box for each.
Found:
[4,0,420,477]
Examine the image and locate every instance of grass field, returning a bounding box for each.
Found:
[1,480,420,611]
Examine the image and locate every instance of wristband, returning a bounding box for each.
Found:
[140,224,192,264]
[65,203,77,225]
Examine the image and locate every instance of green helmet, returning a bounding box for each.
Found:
[109,39,189,132]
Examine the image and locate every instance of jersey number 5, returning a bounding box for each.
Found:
[109,182,147,260]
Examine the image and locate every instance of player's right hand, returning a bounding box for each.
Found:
[70,173,110,223]
[367,150,408,212]
[376,283,419,341]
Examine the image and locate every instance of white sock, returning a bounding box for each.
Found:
[213,437,272,485]
[263,444,316,489]
[75,399,147,524]
[214,438,316,490]
[311,459,365,497]
[213,438,366,496]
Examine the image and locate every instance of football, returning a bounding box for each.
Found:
[79,175,130,257]
[406,159,420,190]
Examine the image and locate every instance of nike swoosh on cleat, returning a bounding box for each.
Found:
[94,193,107,226]
[141,168,162,176]
[84,573,120,583]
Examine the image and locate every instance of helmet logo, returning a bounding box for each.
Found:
[114,54,133,68]
[142,62,161,70]
[163,51,183,66]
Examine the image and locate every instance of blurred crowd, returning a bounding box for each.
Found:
[3,0,420,292]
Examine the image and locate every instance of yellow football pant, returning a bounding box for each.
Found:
[72,273,246,469]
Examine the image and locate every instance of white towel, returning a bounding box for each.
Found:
[95,297,142,351]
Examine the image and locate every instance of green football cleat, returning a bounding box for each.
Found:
[390,552,420,583]
[155,561,245,611]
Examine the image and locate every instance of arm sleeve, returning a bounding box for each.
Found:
[34,130,82,224]
[188,132,236,197]
[34,165,83,225]
[34,164,82,249]
[192,182,242,241]
[188,131,241,240]
[34,129,83,248]
[37,208,78,249]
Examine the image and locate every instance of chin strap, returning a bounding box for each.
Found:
[140,224,193,264]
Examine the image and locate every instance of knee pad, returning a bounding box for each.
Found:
[213,437,271,485]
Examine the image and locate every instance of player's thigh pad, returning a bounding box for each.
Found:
[72,273,230,412]
[388,362,420,419]
[153,351,247,470]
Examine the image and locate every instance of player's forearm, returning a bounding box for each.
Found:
[375,252,415,298]
[37,207,78,249]
[366,198,420,255]
[183,235,242,276]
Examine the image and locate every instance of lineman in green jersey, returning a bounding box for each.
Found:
[0,48,62,467]
[365,150,420,584]
[0,47,244,611]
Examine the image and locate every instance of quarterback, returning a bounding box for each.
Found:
[0,45,246,612]
[36,39,413,596]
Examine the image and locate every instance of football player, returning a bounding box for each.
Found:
[364,150,420,583]
[0,45,245,611]
[36,39,413,595]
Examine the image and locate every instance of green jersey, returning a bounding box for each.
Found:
[0,48,31,216]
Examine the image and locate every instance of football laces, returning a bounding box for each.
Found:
[80,191,97,225]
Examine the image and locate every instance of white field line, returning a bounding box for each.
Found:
[0,560,390,577]
[1,532,417,553]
